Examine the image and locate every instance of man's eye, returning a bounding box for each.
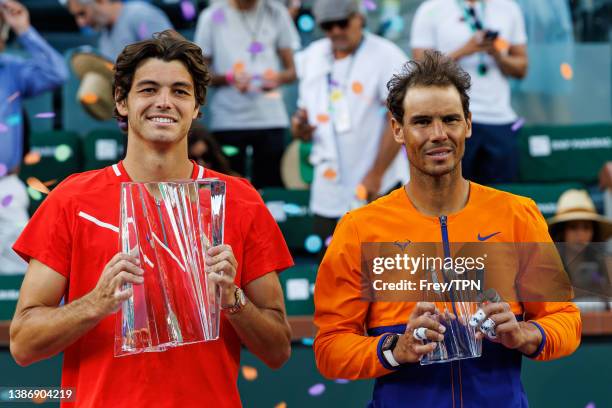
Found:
[140,88,155,93]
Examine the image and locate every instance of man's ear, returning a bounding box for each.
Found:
[390,115,405,144]
[115,89,128,117]
[465,111,472,139]
[192,105,200,120]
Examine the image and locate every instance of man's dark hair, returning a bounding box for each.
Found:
[386,50,471,124]
[112,30,211,122]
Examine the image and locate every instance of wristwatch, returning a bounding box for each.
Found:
[381,333,401,367]
[221,286,247,315]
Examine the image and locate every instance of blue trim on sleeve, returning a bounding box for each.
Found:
[377,333,402,371]
[524,321,546,358]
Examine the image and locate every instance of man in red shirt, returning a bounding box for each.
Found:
[10,30,293,407]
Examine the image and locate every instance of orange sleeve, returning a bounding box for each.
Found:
[519,199,582,360]
[313,214,393,379]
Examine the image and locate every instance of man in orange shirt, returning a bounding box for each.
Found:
[313,50,580,407]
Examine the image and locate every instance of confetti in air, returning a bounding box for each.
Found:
[248,41,265,55]
[34,112,56,119]
[355,184,368,201]
[283,203,302,216]
[7,91,20,103]
[222,145,239,157]
[1,195,13,208]
[23,151,41,165]
[364,0,377,11]
[316,113,330,124]
[27,187,43,201]
[0,123,8,133]
[54,144,73,162]
[352,81,364,94]
[138,22,148,40]
[325,235,332,247]
[26,177,50,194]
[560,63,573,80]
[212,8,226,24]
[308,383,326,397]
[81,93,99,105]
[241,366,258,381]
[274,402,287,408]
[305,235,323,253]
[511,118,525,132]
[334,379,350,384]
[298,14,315,32]
[180,1,196,21]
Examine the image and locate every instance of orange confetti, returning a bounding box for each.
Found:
[274,403,287,408]
[26,177,50,194]
[351,81,364,94]
[23,151,41,165]
[241,365,258,381]
[323,168,337,180]
[560,63,573,80]
[355,184,367,201]
[233,61,246,74]
[105,62,114,71]
[493,37,510,52]
[81,92,99,105]
[32,395,47,404]
[264,91,282,99]
[316,113,330,124]
[43,179,58,187]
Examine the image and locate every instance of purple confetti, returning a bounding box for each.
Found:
[364,0,377,11]
[325,235,332,247]
[180,1,196,21]
[334,379,350,384]
[248,41,265,55]
[308,383,326,397]
[1,195,13,207]
[212,8,225,24]
[0,123,8,133]
[138,22,148,40]
[585,403,596,408]
[7,91,20,103]
[34,112,56,119]
[329,78,340,87]
[0,163,7,177]
[511,117,525,132]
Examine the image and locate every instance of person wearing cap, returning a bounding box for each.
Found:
[0,0,68,274]
[313,51,580,407]
[411,0,528,185]
[194,0,300,188]
[548,189,612,306]
[66,0,173,61]
[291,0,409,257]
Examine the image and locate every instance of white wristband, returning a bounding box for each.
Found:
[383,349,400,367]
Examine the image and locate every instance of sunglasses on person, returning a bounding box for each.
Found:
[319,14,354,32]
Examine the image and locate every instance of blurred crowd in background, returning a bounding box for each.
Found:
[0,0,610,308]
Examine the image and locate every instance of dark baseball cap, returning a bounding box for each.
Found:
[313,0,360,24]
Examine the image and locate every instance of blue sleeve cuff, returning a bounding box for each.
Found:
[376,333,402,371]
[524,321,547,358]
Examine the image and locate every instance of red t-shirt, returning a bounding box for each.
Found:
[13,161,294,407]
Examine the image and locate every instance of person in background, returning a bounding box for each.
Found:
[411,0,528,185]
[291,0,408,258]
[0,0,68,274]
[194,0,299,188]
[66,0,173,61]
[188,122,238,176]
[548,189,612,309]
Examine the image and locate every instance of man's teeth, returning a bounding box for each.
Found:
[150,117,174,123]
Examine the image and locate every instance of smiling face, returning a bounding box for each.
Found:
[392,85,471,179]
[116,58,200,149]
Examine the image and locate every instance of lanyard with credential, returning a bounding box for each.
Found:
[322,38,365,182]
[457,0,489,76]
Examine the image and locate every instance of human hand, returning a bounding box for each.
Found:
[393,302,453,364]
[291,108,316,142]
[233,71,252,93]
[457,31,487,58]
[261,70,280,92]
[359,170,383,202]
[86,253,144,318]
[473,302,540,352]
[206,244,238,306]
[1,0,30,35]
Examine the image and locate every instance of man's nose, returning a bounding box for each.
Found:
[430,120,448,142]
[155,89,172,109]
